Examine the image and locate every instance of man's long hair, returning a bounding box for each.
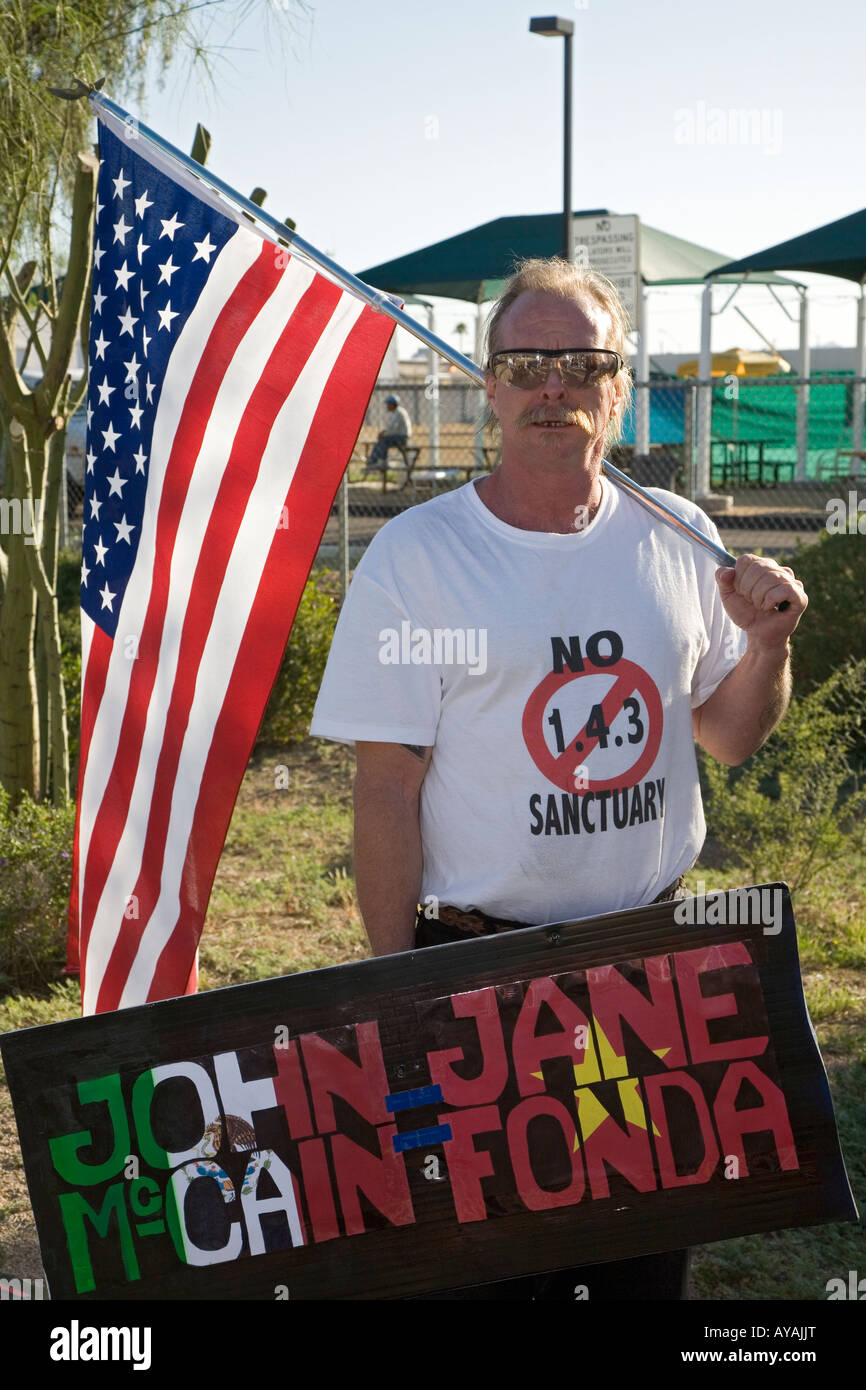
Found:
[482,258,634,448]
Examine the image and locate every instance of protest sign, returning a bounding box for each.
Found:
[1,884,856,1299]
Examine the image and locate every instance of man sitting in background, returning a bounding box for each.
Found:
[365,393,412,471]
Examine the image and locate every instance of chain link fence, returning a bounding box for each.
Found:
[626,374,865,557]
[41,374,866,571]
[317,375,866,574]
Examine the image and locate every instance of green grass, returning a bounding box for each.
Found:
[680,864,866,1299]
[198,741,371,990]
[0,981,81,1086]
[0,979,81,1032]
[683,856,866,973]
[690,1037,866,1300]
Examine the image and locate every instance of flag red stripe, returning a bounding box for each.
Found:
[78,244,281,982]
[95,273,343,1010]
[147,303,395,999]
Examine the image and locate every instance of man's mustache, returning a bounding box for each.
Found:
[518,406,595,431]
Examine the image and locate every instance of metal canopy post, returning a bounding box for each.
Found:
[854,285,866,474]
[796,289,810,482]
[474,289,487,473]
[695,279,714,498]
[426,304,440,472]
[634,282,650,456]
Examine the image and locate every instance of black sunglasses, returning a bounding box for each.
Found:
[488,348,623,390]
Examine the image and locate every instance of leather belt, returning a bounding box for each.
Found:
[421,875,687,940]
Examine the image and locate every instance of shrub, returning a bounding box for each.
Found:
[699,660,866,895]
[788,532,866,692]
[256,569,340,748]
[0,787,76,994]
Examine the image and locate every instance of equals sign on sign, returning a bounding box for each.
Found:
[385,1083,452,1153]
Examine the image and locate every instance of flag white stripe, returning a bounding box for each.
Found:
[79,609,96,690]
[120,289,366,1004]
[78,230,263,946]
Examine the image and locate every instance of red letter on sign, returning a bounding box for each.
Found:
[512,976,599,1094]
[427,988,509,1107]
[444,1105,503,1224]
[507,1096,586,1211]
[273,1040,314,1139]
[643,1071,720,1188]
[300,1022,390,1132]
[713,1060,799,1175]
[674,943,769,1065]
[576,1081,658,1200]
[297,1137,340,1243]
[586,956,688,1076]
[330,1125,415,1235]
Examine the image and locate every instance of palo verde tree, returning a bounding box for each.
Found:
[0,0,303,806]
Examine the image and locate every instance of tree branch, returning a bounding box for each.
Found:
[35,151,98,415]
[77,252,93,384]
[0,410,8,595]
[0,313,28,414]
[0,155,34,287]
[82,0,253,53]
[44,113,73,320]
[68,366,88,415]
[17,423,69,804]
[41,205,59,322]
[3,263,49,375]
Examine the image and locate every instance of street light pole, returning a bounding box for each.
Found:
[530,15,575,264]
[562,27,573,264]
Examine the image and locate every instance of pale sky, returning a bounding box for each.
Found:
[132,0,865,363]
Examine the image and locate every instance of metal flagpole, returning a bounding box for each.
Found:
[89,90,482,381]
[87,87,748,577]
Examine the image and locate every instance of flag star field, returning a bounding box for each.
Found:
[82,124,236,637]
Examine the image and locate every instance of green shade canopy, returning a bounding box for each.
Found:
[358,212,796,302]
[711,207,866,284]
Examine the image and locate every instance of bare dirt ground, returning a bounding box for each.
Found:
[0,1086,44,1285]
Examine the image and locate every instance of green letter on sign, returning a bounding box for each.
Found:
[49,1074,130,1186]
[57,1182,140,1294]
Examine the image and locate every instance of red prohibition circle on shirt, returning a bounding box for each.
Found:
[522,659,664,794]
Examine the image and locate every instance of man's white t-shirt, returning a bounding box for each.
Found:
[310,476,745,925]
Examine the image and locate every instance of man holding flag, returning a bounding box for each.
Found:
[310,256,809,1299]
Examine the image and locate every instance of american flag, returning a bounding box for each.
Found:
[68,108,395,1014]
